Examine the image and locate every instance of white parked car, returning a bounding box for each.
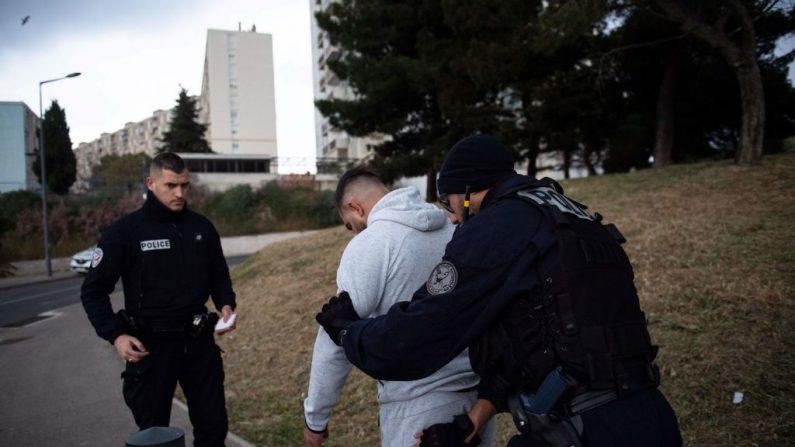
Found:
[70,246,96,274]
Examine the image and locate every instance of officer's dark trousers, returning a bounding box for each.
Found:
[122,328,228,447]
[507,388,682,447]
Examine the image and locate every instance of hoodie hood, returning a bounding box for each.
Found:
[368,187,448,232]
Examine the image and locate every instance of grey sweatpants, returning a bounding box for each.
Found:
[378,389,497,447]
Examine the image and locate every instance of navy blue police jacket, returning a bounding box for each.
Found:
[80,193,236,344]
[342,174,557,381]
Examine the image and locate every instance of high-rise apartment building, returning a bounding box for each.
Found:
[72,109,170,192]
[0,102,39,193]
[309,0,384,173]
[199,28,278,158]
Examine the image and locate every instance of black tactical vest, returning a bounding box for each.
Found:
[470,178,659,401]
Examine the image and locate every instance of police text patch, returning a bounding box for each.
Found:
[140,239,171,251]
[518,187,595,221]
[426,261,458,295]
[91,247,104,268]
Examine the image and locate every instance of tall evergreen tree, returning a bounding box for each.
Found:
[496,0,618,176]
[32,100,76,195]
[315,0,793,180]
[315,0,456,200]
[159,88,211,153]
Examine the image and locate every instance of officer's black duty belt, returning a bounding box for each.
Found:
[567,389,617,415]
[120,310,216,336]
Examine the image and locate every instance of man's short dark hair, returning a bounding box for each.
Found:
[151,152,187,174]
[335,166,382,210]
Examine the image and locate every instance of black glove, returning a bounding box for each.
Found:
[315,291,359,346]
[420,414,480,447]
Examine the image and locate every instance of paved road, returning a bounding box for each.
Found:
[0,276,86,327]
[0,255,248,328]
[0,254,255,446]
[0,293,151,446]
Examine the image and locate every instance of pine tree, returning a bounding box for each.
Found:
[314,0,452,200]
[32,100,77,195]
[159,88,211,153]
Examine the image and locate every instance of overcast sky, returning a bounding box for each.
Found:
[0,0,317,173]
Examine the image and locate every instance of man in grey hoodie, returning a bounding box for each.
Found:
[303,167,495,447]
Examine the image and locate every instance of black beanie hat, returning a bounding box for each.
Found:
[437,134,516,195]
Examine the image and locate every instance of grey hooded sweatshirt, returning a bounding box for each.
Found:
[303,187,481,440]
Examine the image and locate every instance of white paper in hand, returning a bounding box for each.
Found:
[214,313,236,333]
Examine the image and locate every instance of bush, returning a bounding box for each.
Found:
[0,190,41,236]
[209,184,258,220]
[0,181,339,261]
[0,240,17,277]
[72,194,142,241]
[312,191,338,227]
[194,182,340,236]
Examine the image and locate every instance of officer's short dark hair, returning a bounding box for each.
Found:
[151,152,187,174]
[335,166,382,210]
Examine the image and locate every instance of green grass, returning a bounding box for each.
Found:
[218,153,795,446]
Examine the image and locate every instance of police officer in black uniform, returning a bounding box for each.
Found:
[316,134,682,446]
[81,152,237,447]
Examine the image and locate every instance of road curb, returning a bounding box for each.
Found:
[0,271,80,291]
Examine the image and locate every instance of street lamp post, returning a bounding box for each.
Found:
[38,72,81,277]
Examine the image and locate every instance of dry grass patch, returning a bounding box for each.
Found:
[220,153,795,446]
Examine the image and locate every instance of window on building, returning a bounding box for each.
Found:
[186,159,205,172]
[186,158,270,174]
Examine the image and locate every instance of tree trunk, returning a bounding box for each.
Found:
[654,48,677,167]
[526,156,537,176]
[652,0,765,165]
[582,144,598,176]
[562,149,571,179]
[526,136,539,177]
[734,56,765,164]
[426,165,437,202]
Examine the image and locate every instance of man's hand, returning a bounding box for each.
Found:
[113,334,149,363]
[418,414,480,447]
[315,291,359,346]
[216,304,237,335]
[303,426,328,447]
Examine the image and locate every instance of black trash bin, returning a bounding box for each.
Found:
[125,426,185,447]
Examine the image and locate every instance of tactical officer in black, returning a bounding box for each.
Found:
[81,153,237,447]
[316,135,682,446]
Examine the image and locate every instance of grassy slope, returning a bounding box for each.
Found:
[217,153,795,446]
